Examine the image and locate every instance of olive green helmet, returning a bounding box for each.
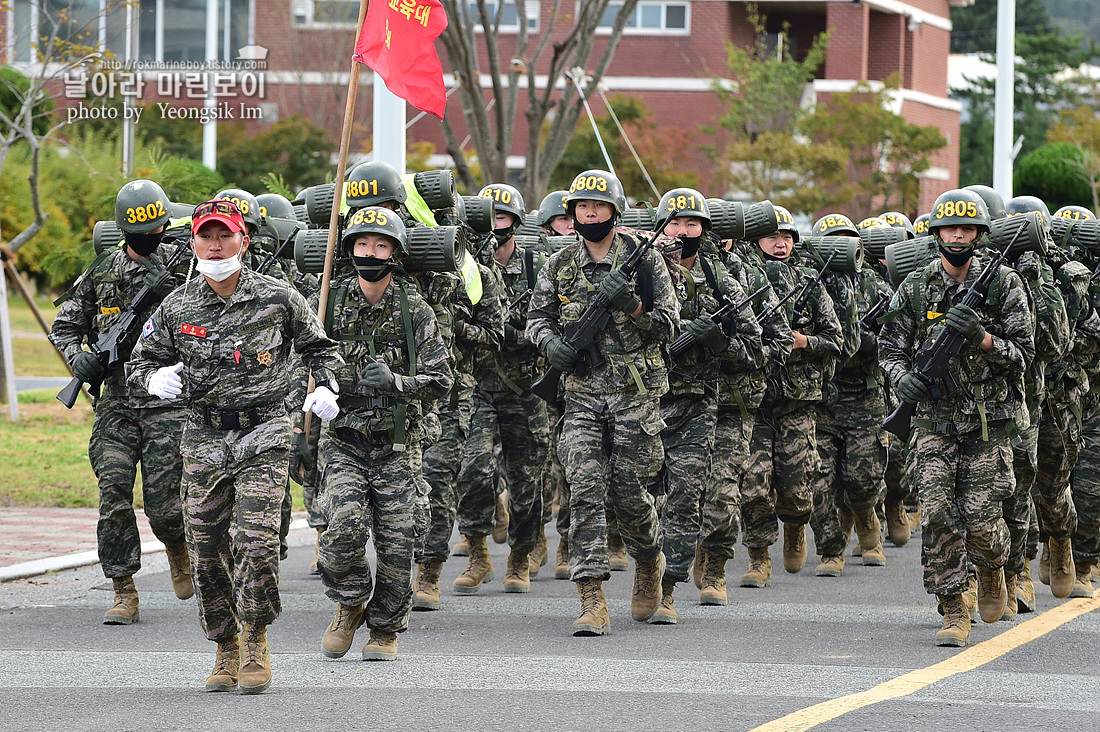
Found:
[256,193,295,221]
[535,190,569,227]
[929,189,991,237]
[215,188,263,231]
[657,188,710,229]
[1006,195,1051,226]
[772,205,799,243]
[963,184,1007,220]
[812,213,858,238]
[1053,205,1096,221]
[478,183,525,222]
[346,160,407,208]
[565,169,628,218]
[341,206,408,255]
[914,213,931,236]
[879,211,916,239]
[114,180,173,234]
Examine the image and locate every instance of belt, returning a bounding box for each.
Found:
[340,395,395,410]
[193,401,286,430]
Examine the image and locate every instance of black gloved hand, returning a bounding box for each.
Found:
[685,316,727,352]
[454,319,469,339]
[505,324,521,344]
[895,371,932,405]
[358,361,397,393]
[599,269,641,314]
[546,336,579,372]
[944,304,985,347]
[71,351,105,383]
[141,258,175,299]
[290,430,315,483]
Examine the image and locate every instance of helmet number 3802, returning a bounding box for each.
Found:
[126,200,167,225]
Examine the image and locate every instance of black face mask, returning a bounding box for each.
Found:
[937,242,975,268]
[353,255,394,282]
[492,227,515,247]
[573,217,616,243]
[678,235,703,259]
[125,231,164,257]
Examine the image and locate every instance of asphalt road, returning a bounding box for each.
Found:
[2,524,1098,732]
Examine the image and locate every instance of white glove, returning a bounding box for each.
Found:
[147,363,184,400]
[303,385,339,421]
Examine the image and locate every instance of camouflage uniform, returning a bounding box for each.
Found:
[49,244,188,579]
[456,244,548,553]
[315,273,452,633]
[879,254,1034,596]
[740,254,843,549]
[126,267,340,641]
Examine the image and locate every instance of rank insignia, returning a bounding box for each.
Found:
[257,350,272,365]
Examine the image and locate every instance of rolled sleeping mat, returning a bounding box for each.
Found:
[303,183,337,226]
[987,210,1049,260]
[859,225,907,260]
[709,199,746,241]
[546,235,579,254]
[294,225,465,274]
[801,236,865,275]
[885,235,936,287]
[515,211,546,239]
[92,220,124,255]
[413,169,458,210]
[292,202,309,224]
[293,228,334,274]
[1050,216,1100,255]
[619,207,655,231]
[170,202,195,219]
[743,200,778,242]
[461,195,496,234]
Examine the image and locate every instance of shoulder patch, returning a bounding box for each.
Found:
[142,318,155,339]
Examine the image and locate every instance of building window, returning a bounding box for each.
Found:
[468,1,539,33]
[292,0,359,27]
[595,1,689,34]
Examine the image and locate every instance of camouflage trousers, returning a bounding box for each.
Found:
[544,400,566,525]
[740,402,818,549]
[700,407,754,559]
[909,426,1014,597]
[559,391,663,581]
[1028,400,1080,552]
[1071,395,1100,562]
[1004,420,1037,576]
[456,387,548,554]
[279,416,324,559]
[884,434,913,509]
[422,385,474,563]
[316,428,420,634]
[89,398,186,578]
[181,414,290,642]
[809,408,888,559]
[658,394,718,584]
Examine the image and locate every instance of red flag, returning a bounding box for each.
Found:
[354,0,449,120]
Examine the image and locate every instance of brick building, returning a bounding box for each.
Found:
[4,0,964,213]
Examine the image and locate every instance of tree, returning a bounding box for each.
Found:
[1047,106,1100,212]
[217,117,336,194]
[950,0,1060,54]
[437,0,641,204]
[1014,142,1094,210]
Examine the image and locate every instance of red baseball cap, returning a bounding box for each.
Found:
[192,199,247,233]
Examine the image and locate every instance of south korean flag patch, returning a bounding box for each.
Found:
[142,317,156,339]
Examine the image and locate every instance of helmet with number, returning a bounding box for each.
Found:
[879,211,916,239]
[929,189,990,239]
[858,216,889,230]
[1005,195,1051,225]
[913,213,931,236]
[346,161,407,208]
[256,193,295,221]
[963,184,1007,220]
[1053,204,1096,221]
[812,213,858,238]
[535,190,569,227]
[657,188,711,229]
[565,169,628,219]
[478,183,525,224]
[771,205,799,244]
[114,180,173,234]
[215,188,263,232]
[341,206,408,256]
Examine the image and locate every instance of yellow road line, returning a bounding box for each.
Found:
[749,594,1100,732]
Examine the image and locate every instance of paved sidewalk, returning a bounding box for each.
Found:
[0,507,156,569]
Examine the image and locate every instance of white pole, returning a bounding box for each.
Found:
[202,0,218,170]
[992,0,1015,199]
[0,267,19,422]
[121,1,137,177]
[373,73,406,172]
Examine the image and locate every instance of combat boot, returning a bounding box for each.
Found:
[414,560,443,611]
[451,537,469,557]
[649,580,678,624]
[699,552,728,605]
[816,555,845,577]
[529,527,548,578]
[630,552,665,621]
[907,505,922,532]
[935,594,971,647]
[1038,543,1051,585]
[692,544,706,589]
[608,532,629,571]
[1002,573,1019,621]
[453,535,494,594]
[164,544,194,600]
[554,536,570,579]
[310,527,324,575]
[1070,559,1096,599]
[238,623,271,694]
[103,576,139,625]
[1016,560,1036,613]
[838,505,855,547]
[975,565,1007,623]
[853,509,881,552]
[1048,537,1074,598]
[885,501,910,547]
[740,547,771,588]
[493,490,509,544]
[782,523,806,574]
[962,575,980,622]
[205,635,239,692]
[862,539,886,567]
[322,602,366,658]
[503,551,531,593]
[362,629,398,660]
[572,578,610,636]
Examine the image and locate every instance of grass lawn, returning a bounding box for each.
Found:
[6,294,70,377]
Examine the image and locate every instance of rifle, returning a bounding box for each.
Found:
[255,226,301,277]
[530,223,668,404]
[56,237,190,409]
[882,219,1031,442]
[859,295,891,335]
[668,284,770,361]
